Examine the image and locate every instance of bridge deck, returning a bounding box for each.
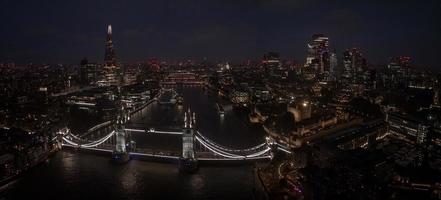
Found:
[61,144,271,164]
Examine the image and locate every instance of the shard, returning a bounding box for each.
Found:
[104,25,116,67]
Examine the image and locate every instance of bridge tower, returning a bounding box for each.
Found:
[112,106,130,163]
[179,109,198,173]
[115,110,127,153]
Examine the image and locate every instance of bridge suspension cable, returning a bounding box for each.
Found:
[62,131,115,148]
[245,147,272,157]
[195,136,246,159]
[195,131,267,153]
[68,133,85,141]
[195,135,271,159]
[80,131,115,147]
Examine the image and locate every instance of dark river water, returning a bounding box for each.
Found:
[1,87,267,200]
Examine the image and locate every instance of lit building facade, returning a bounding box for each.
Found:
[305,34,329,73]
[79,58,98,86]
[262,52,280,68]
[342,48,366,84]
[386,112,429,144]
[100,25,120,86]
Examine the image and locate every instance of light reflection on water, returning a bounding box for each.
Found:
[4,151,255,200]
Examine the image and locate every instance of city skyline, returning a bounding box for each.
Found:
[1,2,441,199]
[1,0,440,69]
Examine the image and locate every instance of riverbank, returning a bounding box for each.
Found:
[0,147,59,189]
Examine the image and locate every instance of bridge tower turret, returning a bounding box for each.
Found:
[179,108,198,173]
[115,108,127,153]
[112,105,130,163]
[182,109,195,159]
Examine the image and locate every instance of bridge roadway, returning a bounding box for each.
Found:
[58,125,276,163]
[59,123,277,163]
[61,143,272,164]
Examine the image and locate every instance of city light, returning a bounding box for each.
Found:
[2,1,440,199]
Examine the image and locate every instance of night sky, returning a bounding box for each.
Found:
[1,0,440,68]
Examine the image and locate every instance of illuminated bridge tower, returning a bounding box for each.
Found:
[112,106,130,163]
[115,110,127,153]
[111,54,129,163]
[179,109,198,173]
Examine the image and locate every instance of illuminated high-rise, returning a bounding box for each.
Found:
[342,49,353,82]
[99,25,120,86]
[262,52,280,68]
[329,51,338,80]
[79,58,97,86]
[305,34,330,73]
[104,25,116,67]
[342,48,366,84]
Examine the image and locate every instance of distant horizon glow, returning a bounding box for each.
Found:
[0,0,440,70]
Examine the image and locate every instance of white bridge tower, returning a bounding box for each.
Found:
[182,109,196,159]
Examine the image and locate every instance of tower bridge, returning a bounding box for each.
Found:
[56,106,292,169]
[55,85,292,170]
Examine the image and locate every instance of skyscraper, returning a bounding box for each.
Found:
[262,52,280,68]
[342,49,353,82]
[104,25,116,67]
[329,51,338,79]
[305,34,330,73]
[99,25,120,86]
[383,56,411,89]
[342,48,366,84]
[79,58,97,86]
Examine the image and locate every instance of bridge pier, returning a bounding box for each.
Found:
[56,129,64,150]
[178,109,198,173]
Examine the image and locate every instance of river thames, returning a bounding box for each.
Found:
[1,87,268,200]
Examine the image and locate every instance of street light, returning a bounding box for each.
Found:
[302,101,308,107]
